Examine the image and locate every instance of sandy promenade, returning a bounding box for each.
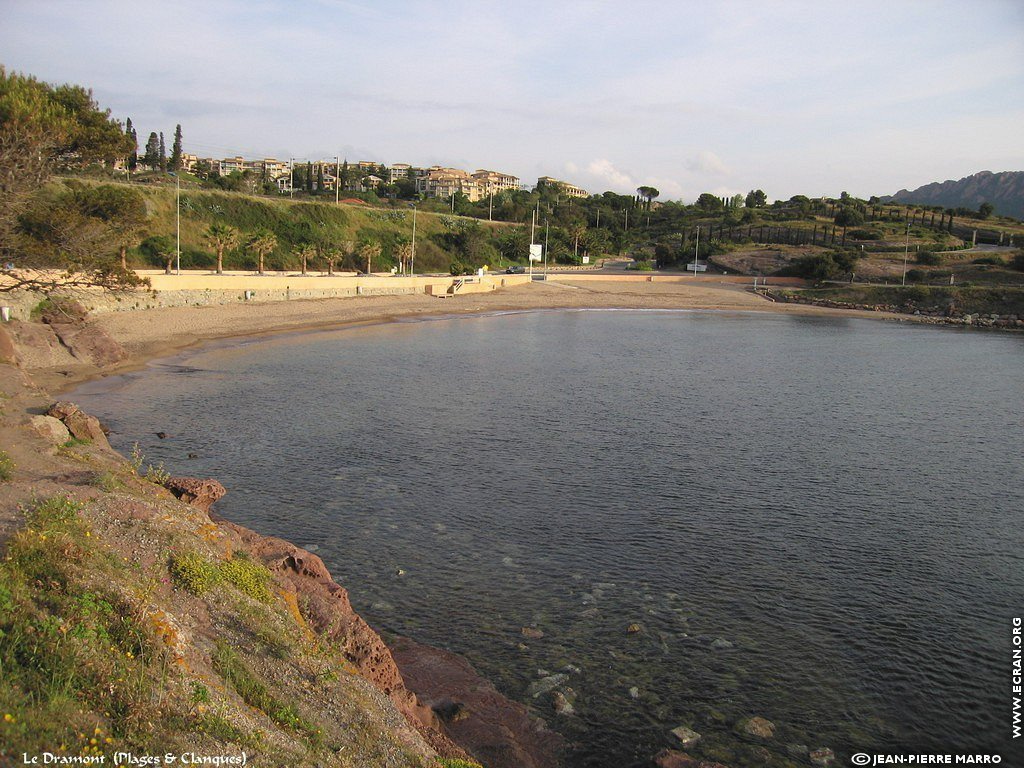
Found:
[33,279,901,391]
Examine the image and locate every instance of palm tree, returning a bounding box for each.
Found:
[395,240,413,274]
[358,241,381,275]
[295,243,317,276]
[204,223,240,275]
[569,222,587,260]
[246,230,277,275]
[322,247,341,276]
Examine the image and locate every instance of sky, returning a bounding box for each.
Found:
[2,0,1022,202]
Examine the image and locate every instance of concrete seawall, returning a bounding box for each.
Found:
[0,271,535,319]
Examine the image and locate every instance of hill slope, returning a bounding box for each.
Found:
[881,170,1024,220]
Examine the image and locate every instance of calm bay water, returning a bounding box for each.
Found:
[72,310,1024,767]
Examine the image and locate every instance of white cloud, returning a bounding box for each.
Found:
[686,151,730,176]
[585,158,637,189]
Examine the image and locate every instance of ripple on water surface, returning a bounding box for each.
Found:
[72,310,1024,767]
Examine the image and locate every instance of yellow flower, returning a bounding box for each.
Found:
[3,713,14,722]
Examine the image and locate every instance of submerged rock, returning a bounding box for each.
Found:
[626,622,643,634]
[552,690,576,716]
[710,638,734,650]
[528,674,568,699]
[670,725,701,748]
[736,715,775,739]
[810,747,836,766]
[521,626,545,640]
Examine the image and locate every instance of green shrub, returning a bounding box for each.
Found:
[1012,251,1024,272]
[972,255,1004,265]
[220,553,273,602]
[905,269,927,283]
[0,450,13,482]
[169,551,221,595]
[916,251,942,266]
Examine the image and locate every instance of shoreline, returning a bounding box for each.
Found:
[23,280,914,393]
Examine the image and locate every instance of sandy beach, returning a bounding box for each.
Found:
[22,278,904,392]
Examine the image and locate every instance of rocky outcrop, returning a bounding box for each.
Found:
[28,415,70,444]
[390,635,564,768]
[45,401,111,449]
[7,301,125,370]
[162,477,227,513]
[210,516,475,763]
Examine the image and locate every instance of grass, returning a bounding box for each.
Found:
[0,497,169,761]
[0,450,13,482]
[781,284,1024,316]
[211,641,320,745]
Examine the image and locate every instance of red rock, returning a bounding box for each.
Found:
[163,477,227,512]
[47,401,81,420]
[391,635,564,768]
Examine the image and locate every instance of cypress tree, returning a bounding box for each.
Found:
[158,131,167,171]
[170,124,183,170]
[306,161,313,192]
[317,163,324,192]
[125,117,138,171]
[144,132,160,167]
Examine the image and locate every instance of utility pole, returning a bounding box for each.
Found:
[289,159,294,199]
[410,203,417,277]
[489,192,493,221]
[335,156,340,204]
[544,219,549,276]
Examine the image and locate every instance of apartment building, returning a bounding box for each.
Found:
[537,176,589,198]
[417,167,484,201]
[472,169,520,197]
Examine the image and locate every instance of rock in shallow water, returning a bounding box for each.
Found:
[528,674,568,698]
[669,725,701,748]
[736,715,775,739]
[810,747,836,766]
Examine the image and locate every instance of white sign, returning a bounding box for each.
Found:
[529,244,543,262]
[582,256,590,264]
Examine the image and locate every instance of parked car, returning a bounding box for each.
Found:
[506,265,525,274]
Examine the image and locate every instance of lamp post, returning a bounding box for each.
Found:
[289,158,294,199]
[693,225,700,277]
[167,171,181,275]
[335,155,340,205]
[409,202,417,277]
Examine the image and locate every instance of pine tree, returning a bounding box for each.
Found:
[158,132,167,171]
[144,132,160,168]
[170,124,183,170]
[126,117,139,171]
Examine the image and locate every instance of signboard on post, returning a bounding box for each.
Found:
[529,244,543,262]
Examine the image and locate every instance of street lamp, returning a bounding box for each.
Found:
[408,202,417,276]
[335,155,340,205]
[167,171,181,275]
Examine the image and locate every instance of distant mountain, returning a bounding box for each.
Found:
[881,170,1024,220]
